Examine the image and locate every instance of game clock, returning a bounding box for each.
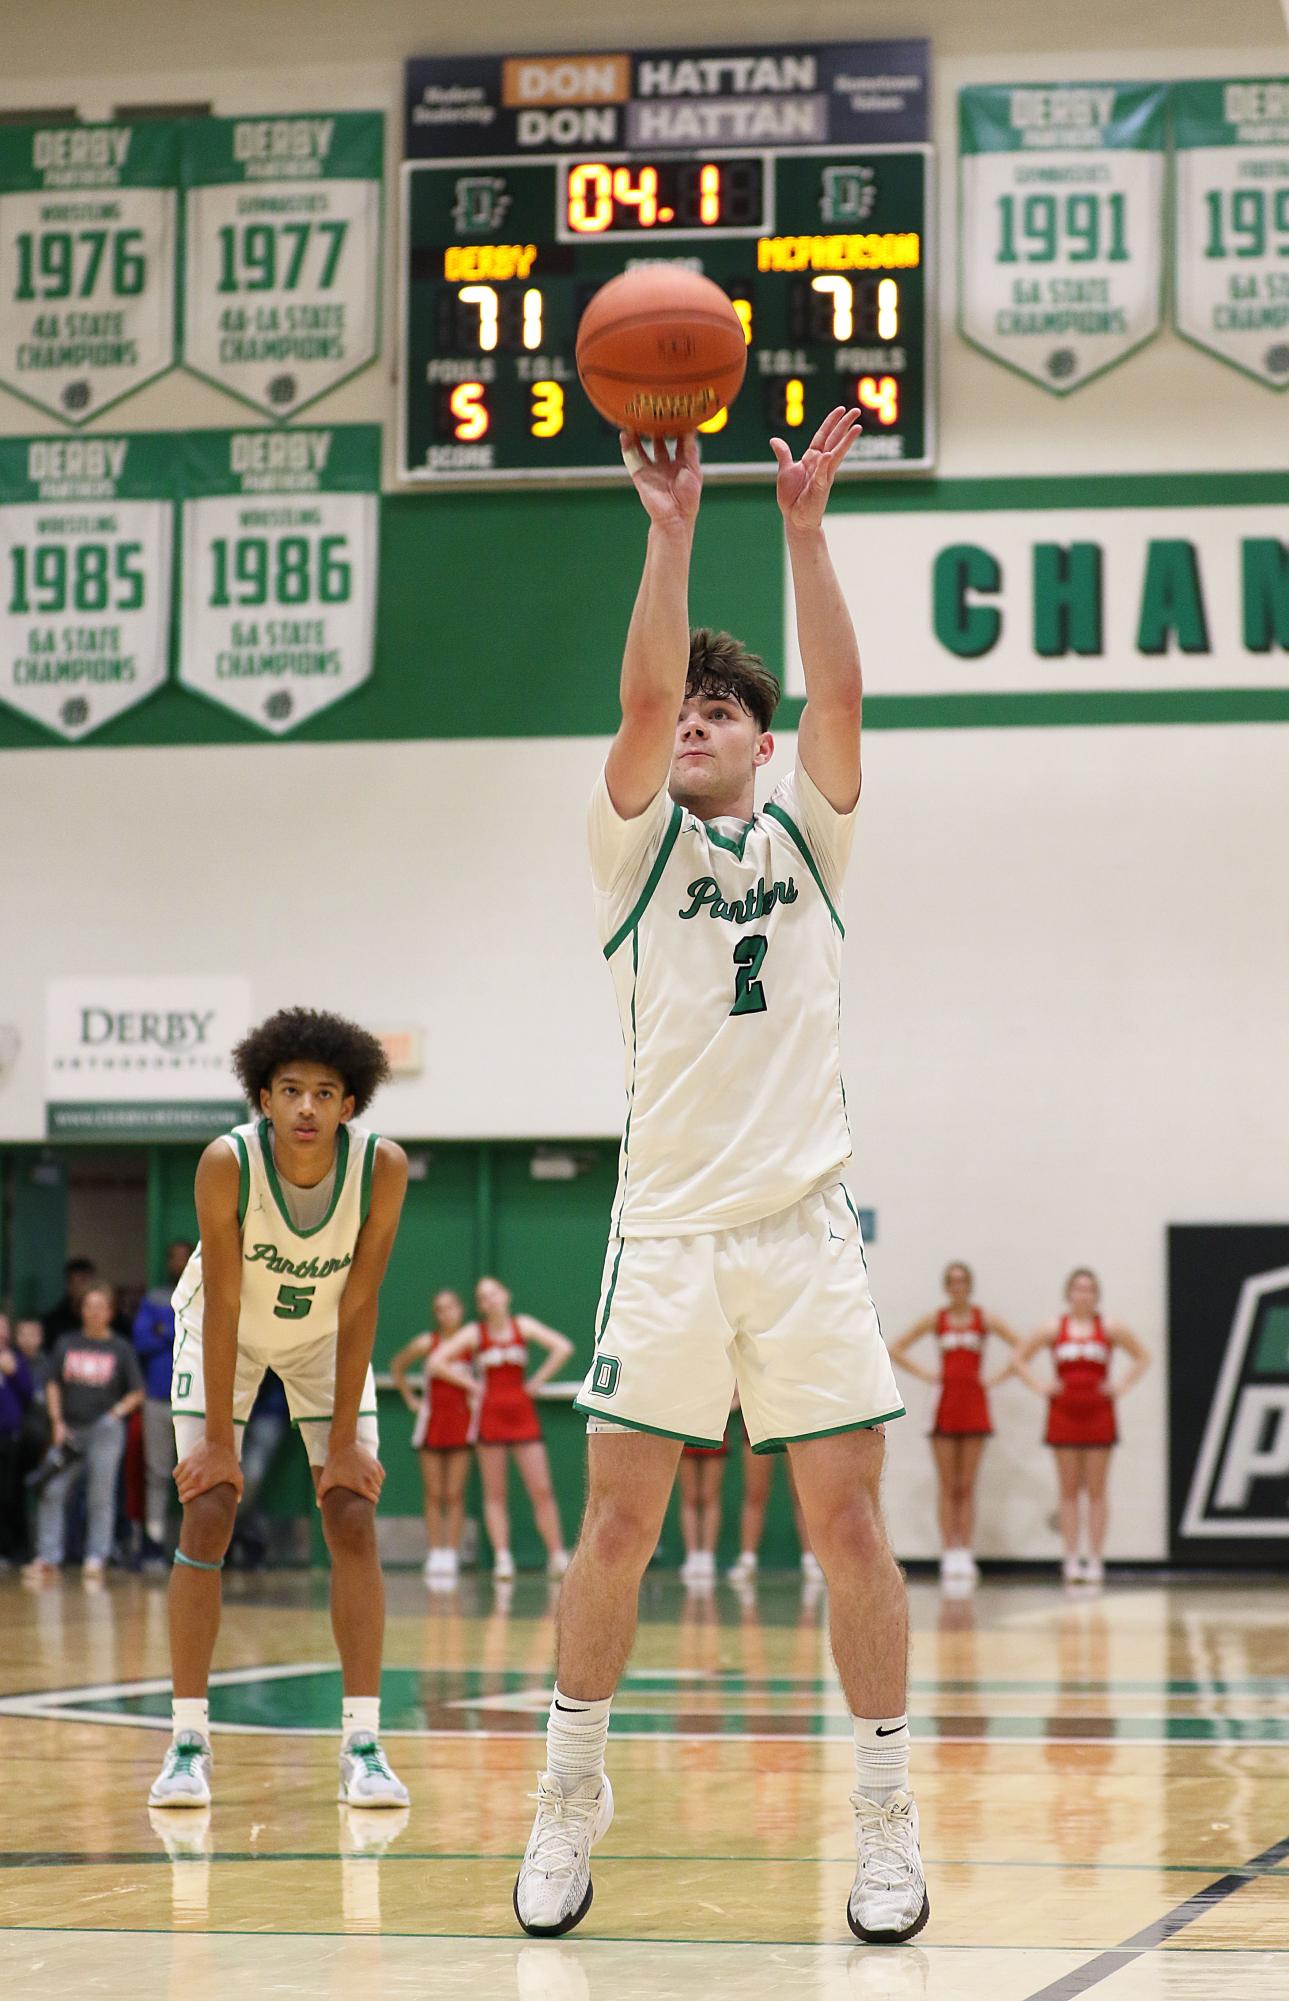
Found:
[399,145,933,484]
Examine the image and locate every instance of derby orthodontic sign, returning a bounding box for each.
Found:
[45,976,250,1139]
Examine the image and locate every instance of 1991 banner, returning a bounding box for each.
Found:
[1173,77,1289,390]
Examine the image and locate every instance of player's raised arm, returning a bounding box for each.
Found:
[175,1142,245,1504]
[319,1138,409,1502]
[604,431,703,820]
[773,406,863,813]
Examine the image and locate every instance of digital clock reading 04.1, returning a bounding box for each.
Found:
[561,158,765,236]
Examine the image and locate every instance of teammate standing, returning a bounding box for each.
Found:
[148,1007,410,1809]
[1016,1267,1150,1584]
[888,1261,1021,1582]
[513,411,926,1944]
[391,1288,476,1584]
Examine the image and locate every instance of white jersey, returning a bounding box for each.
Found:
[171,1117,377,1352]
[589,762,856,1237]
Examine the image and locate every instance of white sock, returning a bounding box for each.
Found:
[342,1696,381,1742]
[853,1715,910,1802]
[173,1697,209,1740]
[546,1687,612,1791]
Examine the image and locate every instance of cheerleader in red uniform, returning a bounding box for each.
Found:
[431,1275,574,1580]
[1017,1268,1150,1585]
[889,1262,1021,1583]
[390,1288,476,1584]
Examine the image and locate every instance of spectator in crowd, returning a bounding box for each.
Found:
[132,1239,195,1561]
[0,1314,35,1566]
[24,1283,144,1580]
[14,1318,50,1486]
[41,1257,100,1345]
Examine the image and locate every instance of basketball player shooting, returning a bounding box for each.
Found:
[513,411,928,1943]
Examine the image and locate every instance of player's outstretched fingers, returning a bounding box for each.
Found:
[677,430,701,473]
[825,409,864,466]
[769,436,793,470]
[810,405,847,453]
[620,431,648,478]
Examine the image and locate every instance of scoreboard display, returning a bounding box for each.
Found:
[400,144,933,483]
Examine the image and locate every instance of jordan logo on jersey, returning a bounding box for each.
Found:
[678,874,798,924]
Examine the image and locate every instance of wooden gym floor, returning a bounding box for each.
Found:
[0,1566,1286,1998]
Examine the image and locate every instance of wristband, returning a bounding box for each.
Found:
[173,1550,224,1573]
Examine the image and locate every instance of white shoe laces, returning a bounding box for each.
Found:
[850,1791,922,1889]
[526,1775,601,1875]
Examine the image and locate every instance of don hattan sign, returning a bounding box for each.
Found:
[45,975,250,1137]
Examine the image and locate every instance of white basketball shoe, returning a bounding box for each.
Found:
[847,1788,930,1944]
[337,1734,411,1807]
[148,1730,213,1808]
[513,1770,614,1936]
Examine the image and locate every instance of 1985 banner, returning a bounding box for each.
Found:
[179,424,379,735]
[181,113,384,421]
[0,432,173,741]
[0,120,178,425]
[1173,78,1289,390]
[958,82,1166,393]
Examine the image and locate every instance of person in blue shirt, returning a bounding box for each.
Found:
[133,1240,194,1561]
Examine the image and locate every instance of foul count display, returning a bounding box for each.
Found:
[400,144,933,482]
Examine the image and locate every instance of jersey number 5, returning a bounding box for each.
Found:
[731,934,768,1016]
[274,1282,316,1320]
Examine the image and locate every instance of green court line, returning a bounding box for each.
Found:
[2,1851,1287,1878]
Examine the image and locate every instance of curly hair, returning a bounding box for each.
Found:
[687,628,780,732]
[232,1008,391,1116]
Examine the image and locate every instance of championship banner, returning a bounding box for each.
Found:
[181,113,384,421]
[0,120,179,426]
[178,424,379,735]
[45,975,250,1139]
[1170,1225,1289,1563]
[958,83,1166,393]
[1173,78,1289,390]
[0,433,174,741]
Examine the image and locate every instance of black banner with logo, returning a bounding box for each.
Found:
[1169,1224,1289,1564]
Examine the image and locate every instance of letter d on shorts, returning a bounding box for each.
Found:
[591,1355,621,1397]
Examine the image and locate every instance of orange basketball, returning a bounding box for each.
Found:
[575,266,747,437]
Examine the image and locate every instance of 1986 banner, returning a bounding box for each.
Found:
[959,83,1166,393]
[0,120,178,425]
[179,424,379,735]
[1173,78,1289,390]
[181,113,384,421]
[0,433,173,741]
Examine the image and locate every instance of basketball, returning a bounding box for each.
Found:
[575,265,748,436]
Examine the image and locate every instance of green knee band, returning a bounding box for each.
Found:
[173,1549,224,1573]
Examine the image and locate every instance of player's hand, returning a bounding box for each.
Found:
[318,1440,385,1503]
[771,406,861,533]
[620,429,702,531]
[175,1436,244,1504]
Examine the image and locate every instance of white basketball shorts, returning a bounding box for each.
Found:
[171,1323,379,1469]
[574,1182,903,1452]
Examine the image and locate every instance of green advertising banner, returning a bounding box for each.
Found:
[1173,78,1289,390]
[0,432,174,740]
[180,113,384,421]
[0,121,179,425]
[959,83,1167,393]
[178,423,380,734]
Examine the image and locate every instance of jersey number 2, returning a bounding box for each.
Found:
[731,934,768,1016]
[274,1283,316,1320]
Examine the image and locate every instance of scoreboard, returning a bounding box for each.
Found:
[399,143,933,483]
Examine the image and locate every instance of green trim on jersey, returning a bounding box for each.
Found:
[610,934,639,1239]
[293,1411,378,1424]
[751,1407,905,1455]
[169,1412,248,1424]
[258,1118,350,1239]
[572,1399,722,1449]
[703,815,756,860]
[233,1132,250,1225]
[763,802,844,937]
[359,1133,376,1225]
[603,801,683,960]
[596,1239,625,1343]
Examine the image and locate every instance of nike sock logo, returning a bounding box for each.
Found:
[875,1724,907,1737]
[553,1700,591,1713]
